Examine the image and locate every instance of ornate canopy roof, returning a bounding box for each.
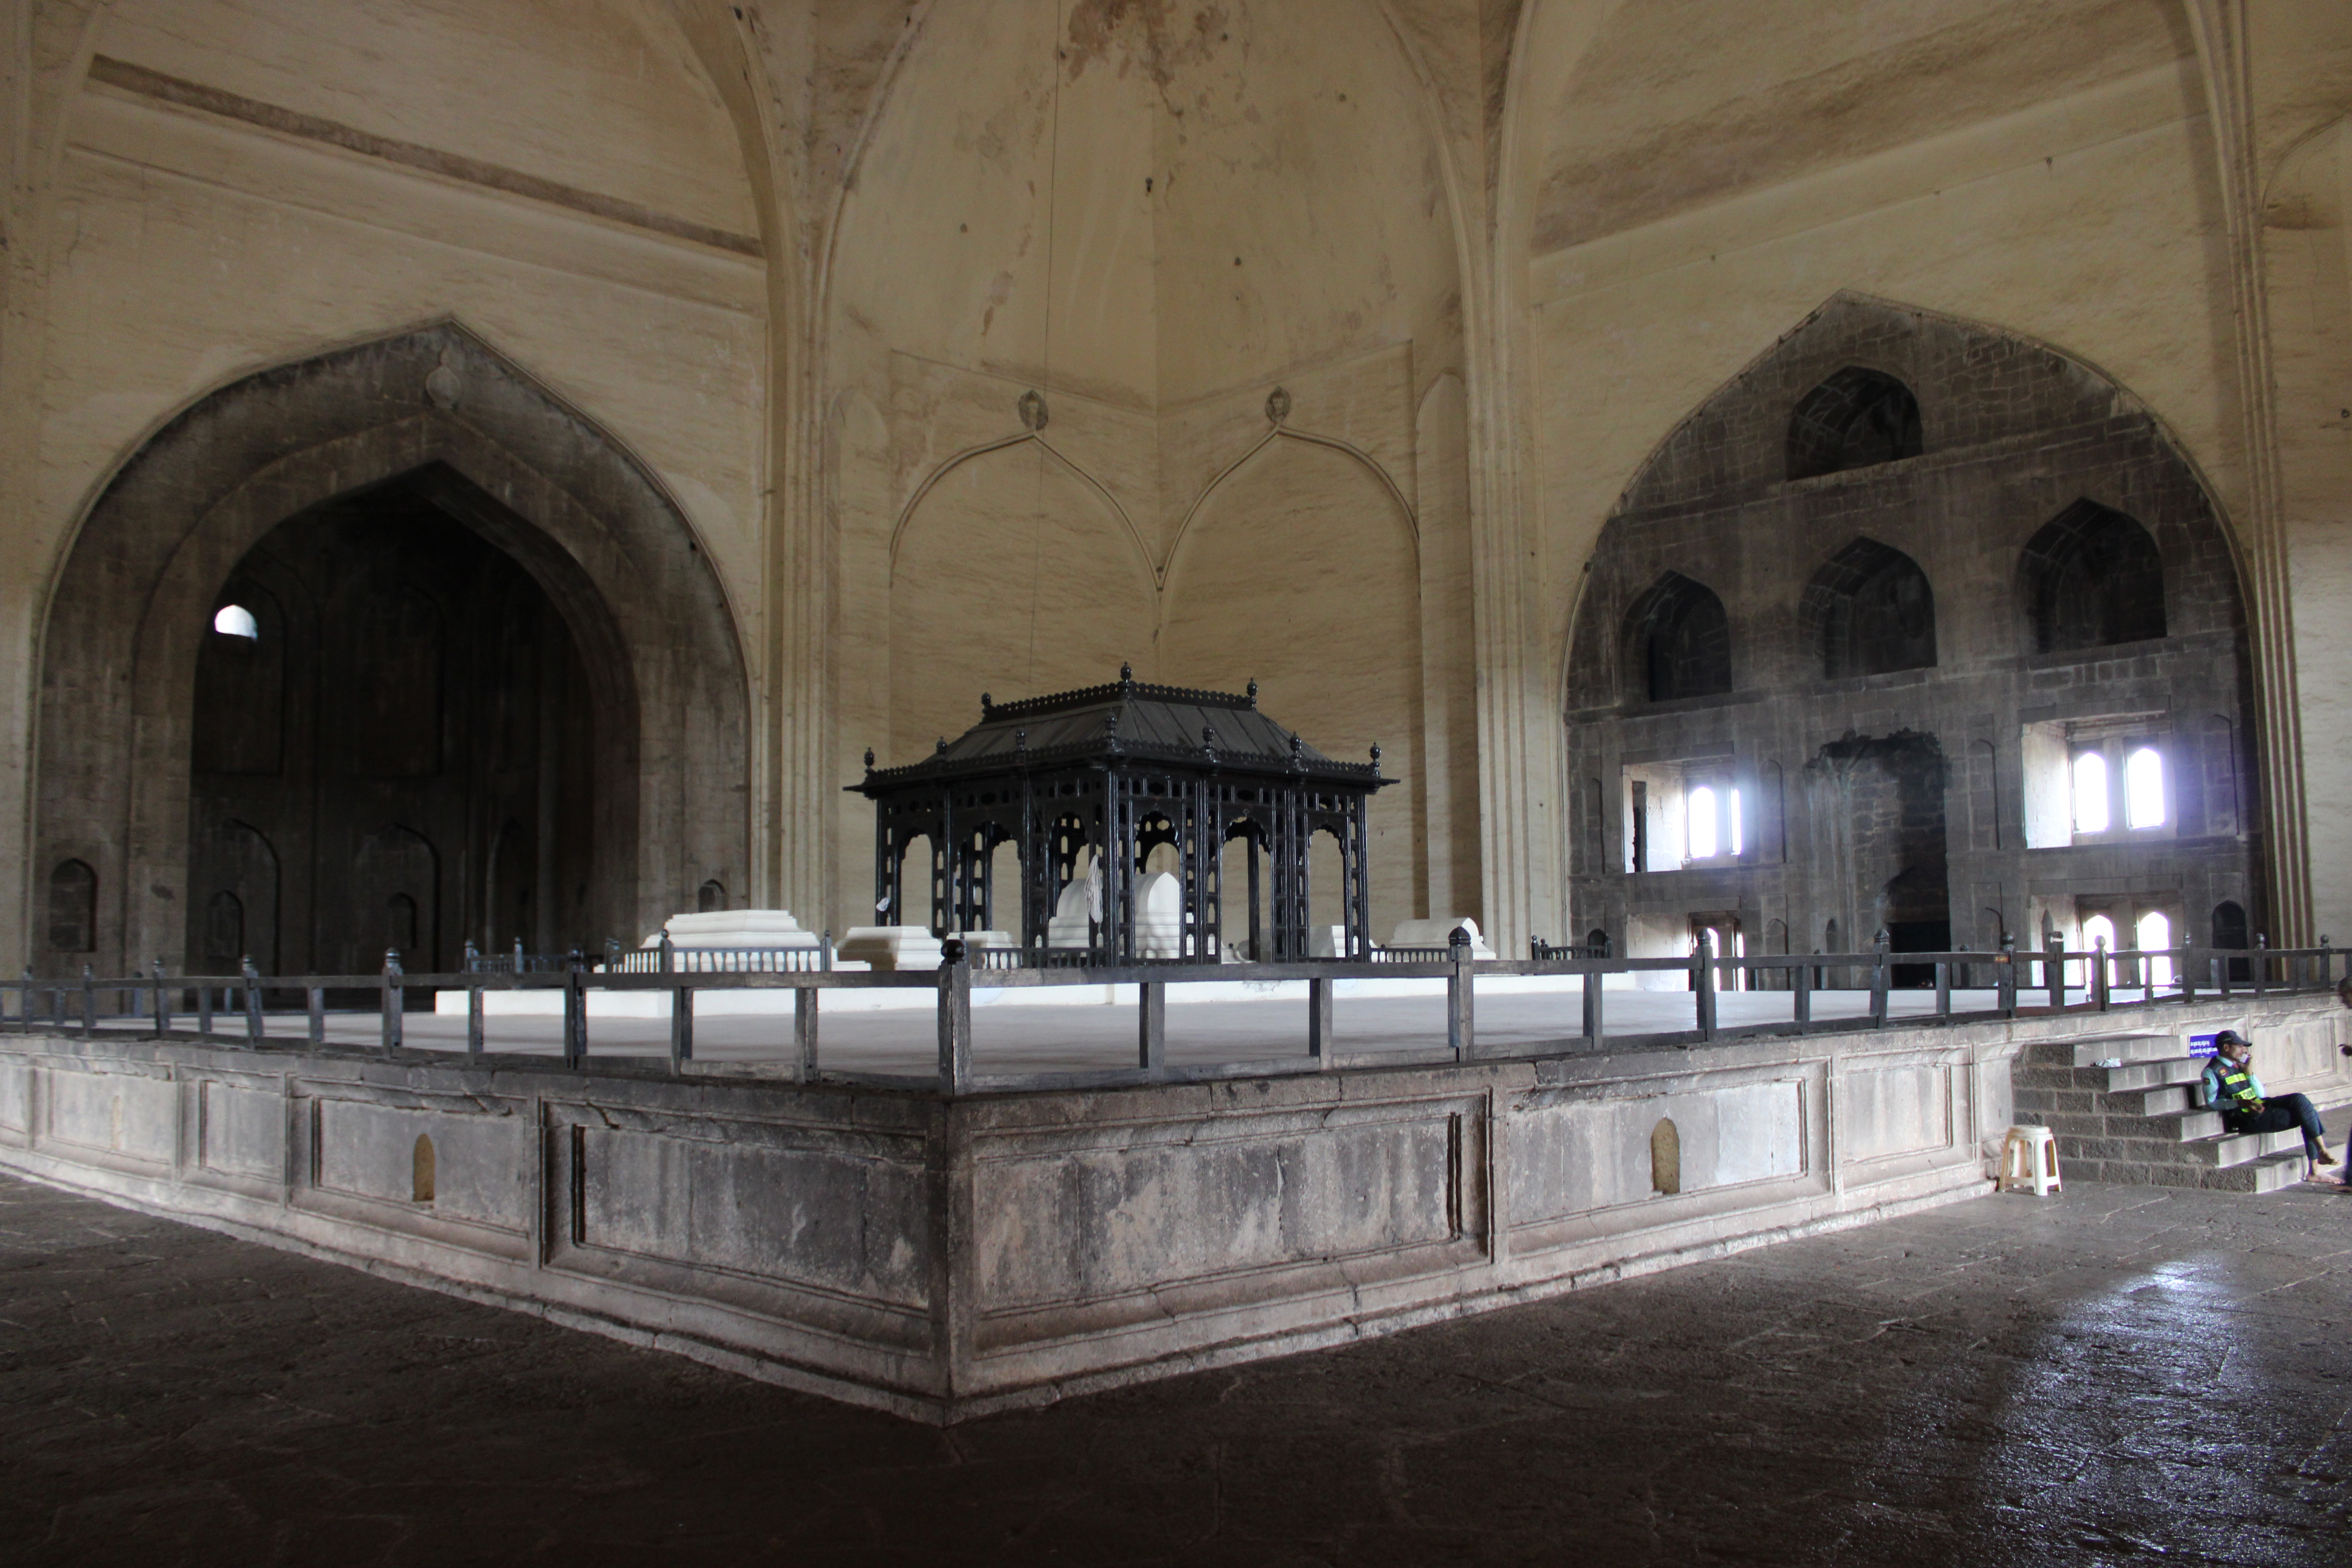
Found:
[852,666,1392,793]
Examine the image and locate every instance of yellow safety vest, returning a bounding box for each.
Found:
[2213,1059,2263,1111]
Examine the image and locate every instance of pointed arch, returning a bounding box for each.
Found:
[31,322,750,974]
[2020,499,2167,652]
[1800,537,1937,678]
[1620,571,1731,703]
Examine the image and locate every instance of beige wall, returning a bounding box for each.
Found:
[1,0,768,958]
[5,0,2352,960]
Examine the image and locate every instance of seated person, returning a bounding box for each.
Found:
[2201,1029,2341,1183]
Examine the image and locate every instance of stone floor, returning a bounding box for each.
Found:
[2,1174,2346,1566]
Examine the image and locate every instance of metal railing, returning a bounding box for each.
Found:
[10,930,2339,1096]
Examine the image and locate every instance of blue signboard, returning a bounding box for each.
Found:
[2189,1031,2221,1059]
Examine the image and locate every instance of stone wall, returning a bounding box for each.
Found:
[19,998,2338,1421]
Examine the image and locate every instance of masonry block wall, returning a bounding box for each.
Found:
[1566,294,2259,973]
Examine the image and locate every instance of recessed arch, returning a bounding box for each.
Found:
[31,323,751,975]
[2020,499,2167,653]
[1620,571,1731,703]
[1787,366,1923,481]
[890,432,1155,584]
[1800,537,1937,678]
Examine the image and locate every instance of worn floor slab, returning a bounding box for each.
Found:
[2,1172,2347,1565]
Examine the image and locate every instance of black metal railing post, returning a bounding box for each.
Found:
[242,957,264,1043]
[16,969,27,1035]
[1997,936,2017,1018]
[1935,958,1951,1020]
[1793,951,1812,1031]
[2179,944,2196,1004]
[382,950,404,1052]
[1448,927,1476,1059]
[2046,933,2065,1010]
[151,958,168,1039]
[2092,938,2110,1012]
[563,948,586,1067]
[1581,959,1605,1050]
[1692,929,1717,1041]
[2253,933,2269,996]
[1869,930,1890,1028]
[309,983,327,1047]
[81,965,95,1037]
[937,938,972,1093]
[198,975,213,1038]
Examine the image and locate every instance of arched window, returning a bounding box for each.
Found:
[2136,910,2173,988]
[2125,746,2165,829]
[697,878,725,913]
[2080,912,2119,993]
[1787,367,1923,481]
[1622,572,1731,702]
[212,603,259,639]
[1802,538,1936,677]
[1687,785,1719,859]
[1584,927,1611,958]
[2020,500,2166,653]
[47,859,96,953]
[2073,751,2110,833]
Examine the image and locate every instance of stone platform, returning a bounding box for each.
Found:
[0,993,2345,1422]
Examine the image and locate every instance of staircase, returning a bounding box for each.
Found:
[2011,1032,2349,1192]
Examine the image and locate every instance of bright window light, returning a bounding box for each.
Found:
[2136,910,2173,987]
[1728,788,1745,857]
[2072,751,2109,834]
[212,604,258,640]
[1688,785,1718,859]
[2081,913,2118,991]
[2125,746,2165,829]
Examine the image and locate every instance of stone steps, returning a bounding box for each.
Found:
[2012,1034,2347,1194]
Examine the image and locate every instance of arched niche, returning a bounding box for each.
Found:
[1801,538,1937,678]
[1787,367,1923,481]
[1621,571,1731,703]
[2020,499,2167,653]
[888,438,1158,766]
[1161,435,1423,937]
[32,324,750,975]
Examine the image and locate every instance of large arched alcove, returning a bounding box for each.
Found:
[189,475,606,974]
[34,323,750,975]
[1161,435,1424,935]
[888,437,1158,763]
[1564,292,2259,979]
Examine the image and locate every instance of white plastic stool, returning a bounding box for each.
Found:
[1999,1123,2062,1196]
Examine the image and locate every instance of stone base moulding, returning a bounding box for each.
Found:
[5,999,2339,1422]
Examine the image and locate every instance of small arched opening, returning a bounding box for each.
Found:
[47,859,97,955]
[1787,367,1923,481]
[412,1134,436,1204]
[2213,899,2251,983]
[1650,1117,1682,1196]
